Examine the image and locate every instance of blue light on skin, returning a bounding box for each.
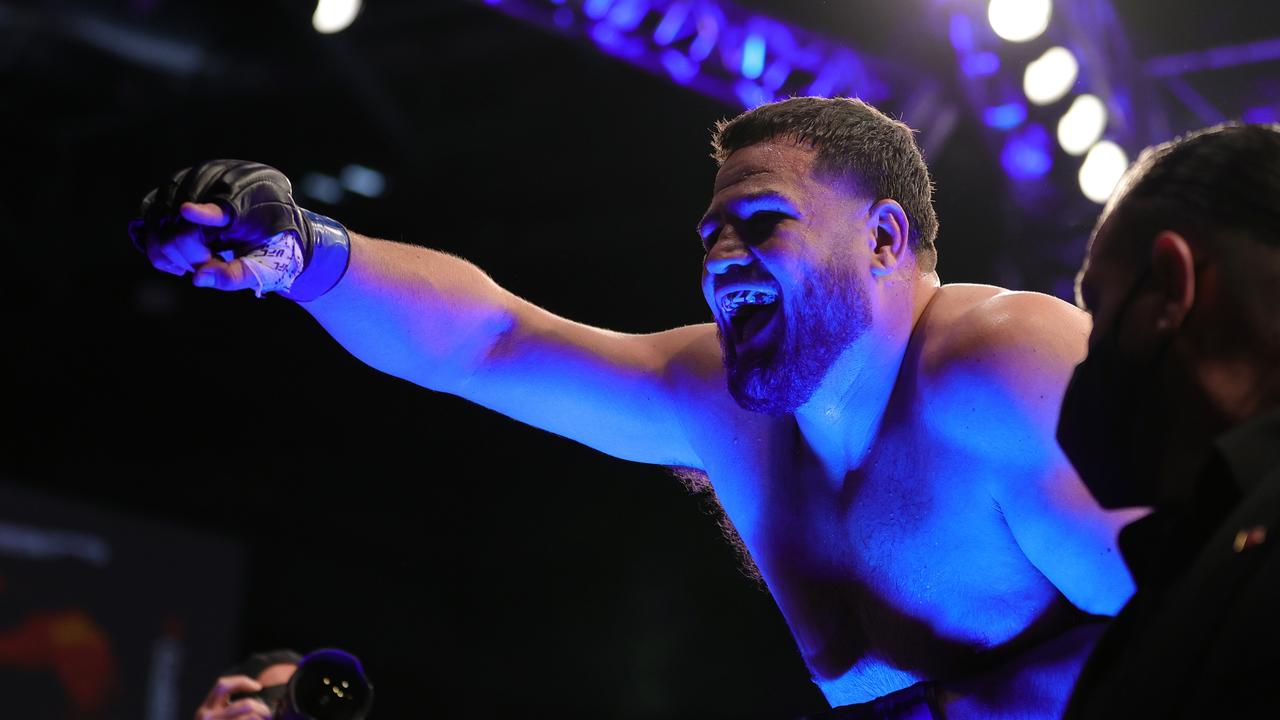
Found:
[1001,123,1054,179]
[741,32,766,79]
[961,51,1000,77]
[653,1,689,45]
[983,102,1027,130]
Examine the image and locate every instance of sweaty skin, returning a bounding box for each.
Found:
[163,141,1143,714]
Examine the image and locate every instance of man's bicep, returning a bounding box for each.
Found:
[451,302,718,468]
[997,459,1146,616]
[953,292,1142,614]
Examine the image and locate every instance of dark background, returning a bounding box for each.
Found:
[1,0,1276,717]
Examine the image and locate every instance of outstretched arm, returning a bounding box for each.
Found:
[301,230,712,466]
[135,161,714,469]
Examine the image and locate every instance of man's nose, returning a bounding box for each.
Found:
[704,230,753,275]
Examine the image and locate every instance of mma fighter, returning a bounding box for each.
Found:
[130,97,1144,718]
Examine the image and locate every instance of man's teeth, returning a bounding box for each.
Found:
[720,289,778,316]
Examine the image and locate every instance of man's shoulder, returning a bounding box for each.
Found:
[912,284,1090,454]
[917,283,1089,376]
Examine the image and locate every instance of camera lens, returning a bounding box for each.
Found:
[283,649,374,720]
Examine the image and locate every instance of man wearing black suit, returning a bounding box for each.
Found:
[1060,122,1280,717]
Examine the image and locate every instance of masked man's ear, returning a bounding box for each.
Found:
[1150,231,1196,332]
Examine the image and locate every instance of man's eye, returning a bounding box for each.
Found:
[744,212,786,234]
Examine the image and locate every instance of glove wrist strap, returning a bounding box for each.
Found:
[281,209,352,302]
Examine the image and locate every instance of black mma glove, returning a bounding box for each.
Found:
[128,159,351,301]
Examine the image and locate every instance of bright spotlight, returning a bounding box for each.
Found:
[988,0,1052,43]
[313,0,362,34]
[1057,94,1107,156]
[1079,141,1129,204]
[1024,46,1078,105]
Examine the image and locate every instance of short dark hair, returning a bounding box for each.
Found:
[711,96,939,273]
[224,648,303,679]
[1104,123,1280,264]
[1103,123,1280,350]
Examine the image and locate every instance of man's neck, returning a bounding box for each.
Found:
[794,275,940,481]
[1159,353,1280,502]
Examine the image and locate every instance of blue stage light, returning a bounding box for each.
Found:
[1243,106,1278,124]
[607,0,648,30]
[660,48,699,83]
[1000,123,1053,179]
[583,0,611,20]
[741,33,765,79]
[983,102,1027,130]
[948,13,975,54]
[653,2,688,45]
[734,79,772,108]
[961,51,1000,77]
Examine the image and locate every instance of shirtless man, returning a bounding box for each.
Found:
[131,97,1143,717]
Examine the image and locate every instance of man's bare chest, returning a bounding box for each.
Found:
[696,422,1063,686]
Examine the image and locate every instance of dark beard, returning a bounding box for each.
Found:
[719,264,871,416]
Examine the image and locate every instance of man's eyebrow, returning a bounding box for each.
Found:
[697,192,800,236]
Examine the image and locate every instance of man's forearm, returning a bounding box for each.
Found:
[937,619,1107,719]
[298,233,517,392]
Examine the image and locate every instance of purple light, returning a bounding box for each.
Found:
[741,32,766,79]
[949,13,975,54]
[983,102,1027,130]
[688,10,721,62]
[653,2,689,45]
[761,59,790,90]
[607,0,648,31]
[661,48,699,84]
[961,51,999,77]
[591,21,643,57]
[583,0,611,20]
[1000,123,1053,180]
[1243,106,1279,124]
[735,78,773,108]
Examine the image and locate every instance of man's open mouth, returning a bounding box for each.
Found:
[720,289,780,346]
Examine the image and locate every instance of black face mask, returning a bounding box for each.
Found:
[1057,267,1172,509]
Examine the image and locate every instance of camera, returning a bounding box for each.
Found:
[235,648,374,720]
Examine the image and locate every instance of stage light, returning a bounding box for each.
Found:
[987,0,1051,43]
[339,164,386,198]
[313,0,362,34]
[1024,46,1078,105]
[1057,94,1107,156]
[741,33,766,79]
[1001,123,1053,179]
[1079,140,1128,203]
[301,172,344,204]
[983,102,1027,130]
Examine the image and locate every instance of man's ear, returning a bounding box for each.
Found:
[869,199,910,277]
[1150,231,1196,334]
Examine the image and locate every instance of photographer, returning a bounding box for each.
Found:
[195,649,300,720]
